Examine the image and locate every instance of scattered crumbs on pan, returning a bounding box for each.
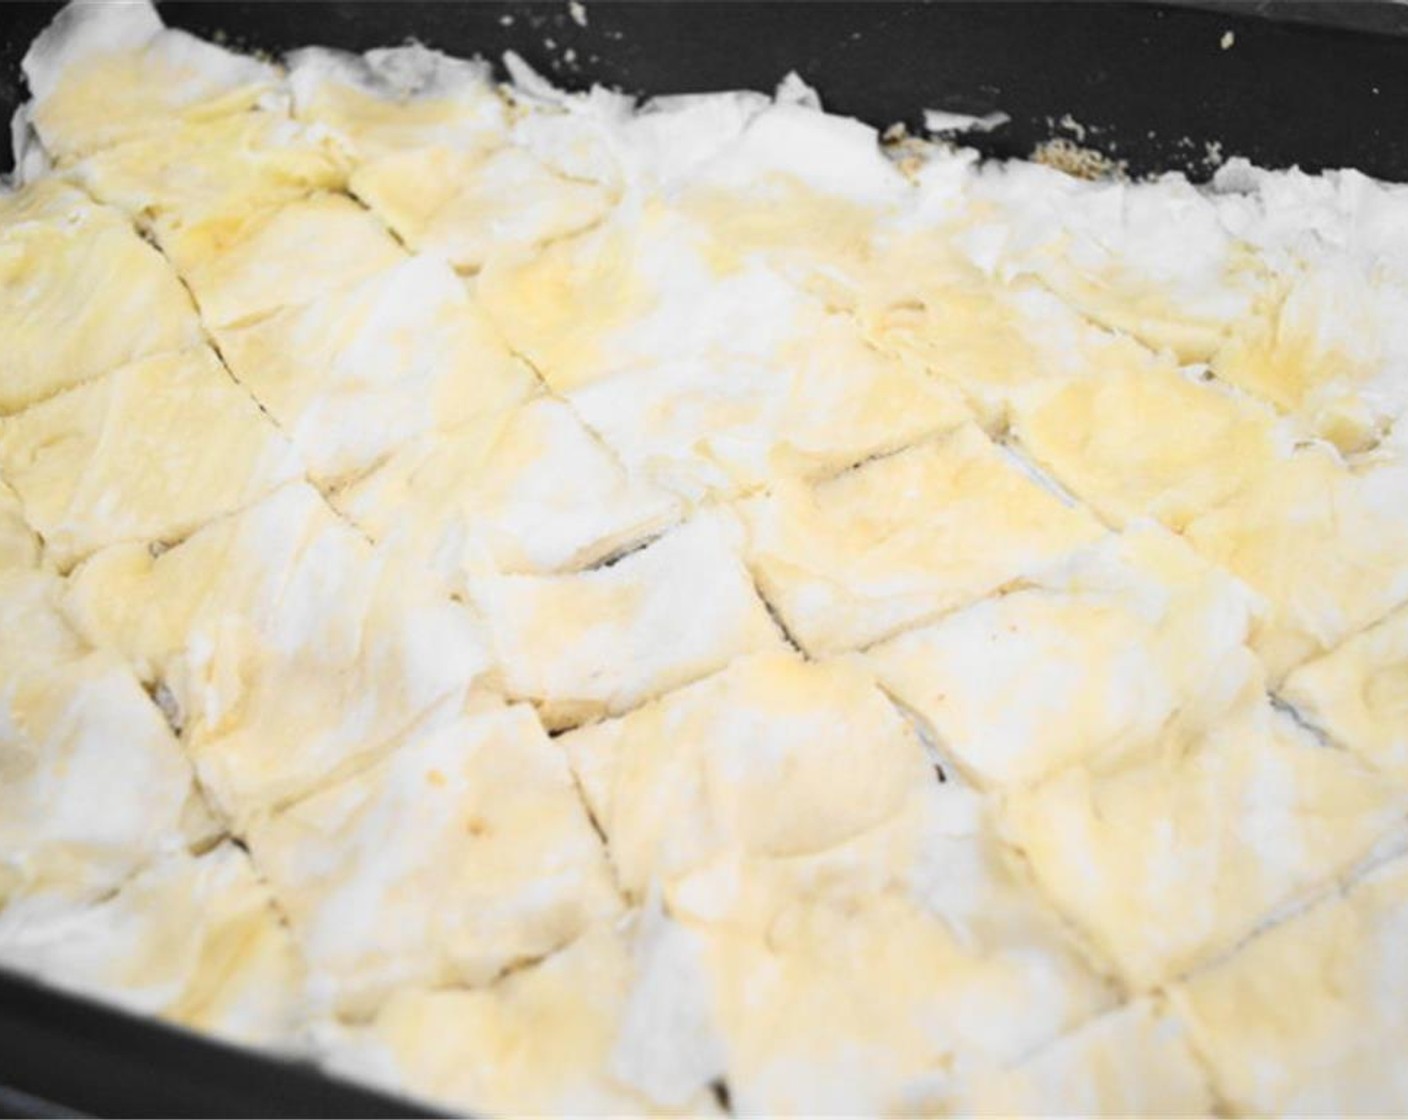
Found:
[1058,112,1087,142]
[1221,30,1236,50]
[500,13,514,27]
[1031,137,1127,180]
[569,0,588,28]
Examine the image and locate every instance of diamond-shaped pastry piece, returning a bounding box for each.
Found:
[248,704,620,1016]
[22,0,275,161]
[740,423,1105,656]
[216,255,536,486]
[1184,446,1408,679]
[351,144,613,273]
[0,346,301,570]
[0,843,305,1052]
[168,192,406,330]
[477,203,808,395]
[565,301,970,502]
[1002,672,1405,990]
[335,395,680,591]
[1011,367,1286,531]
[862,524,1261,788]
[64,483,497,824]
[0,181,202,414]
[1172,853,1408,1115]
[562,652,930,899]
[72,109,350,238]
[0,569,196,915]
[855,237,1162,431]
[471,511,783,730]
[1280,602,1408,788]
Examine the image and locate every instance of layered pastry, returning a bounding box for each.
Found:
[3,1,1408,1115]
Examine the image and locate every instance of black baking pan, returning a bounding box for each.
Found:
[2,3,1407,1117]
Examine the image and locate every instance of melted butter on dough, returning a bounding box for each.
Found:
[1280,601,1408,787]
[659,784,1113,1114]
[335,394,680,591]
[0,180,203,413]
[247,704,620,1016]
[741,423,1105,656]
[1002,670,1406,990]
[565,297,971,503]
[562,652,930,899]
[22,0,275,161]
[1012,366,1288,531]
[1184,445,1408,679]
[863,524,1261,788]
[944,997,1214,1116]
[168,192,406,330]
[63,484,497,824]
[318,921,719,1116]
[567,651,1113,1112]
[0,346,301,571]
[70,110,351,242]
[0,843,304,1051]
[0,569,195,915]
[353,144,614,273]
[0,479,42,570]
[216,255,536,485]
[288,44,507,162]
[471,510,783,730]
[1172,853,1408,1115]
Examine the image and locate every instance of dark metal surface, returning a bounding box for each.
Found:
[0,2,1406,1116]
[1,2,1408,182]
[0,966,439,1118]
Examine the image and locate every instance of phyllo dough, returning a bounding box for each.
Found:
[1212,260,1408,455]
[563,653,1114,1113]
[942,998,1214,1117]
[565,300,970,502]
[352,144,614,274]
[169,192,406,330]
[1280,602,1408,789]
[1173,852,1408,1115]
[741,422,1104,655]
[477,202,812,395]
[853,234,1164,432]
[0,478,42,570]
[1184,445,1408,679]
[21,0,276,161]
[0,346,301,570]
[317,921,719,1117]
[248,704,619,1016]
[335,394,680,592]
[0,180,202,414]
[70,109,350,248]
[63,483,497,824]
[288,44,507,163]
[563,652,930,899]
[972,161,1263,363]
[1002,669,1405,989]
[0,843,305,1052]
[0,569,197,916]
[1011,366,1287,531]
[215,255,536,485]
[472,511,781,730]
[863,524,1261,788]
